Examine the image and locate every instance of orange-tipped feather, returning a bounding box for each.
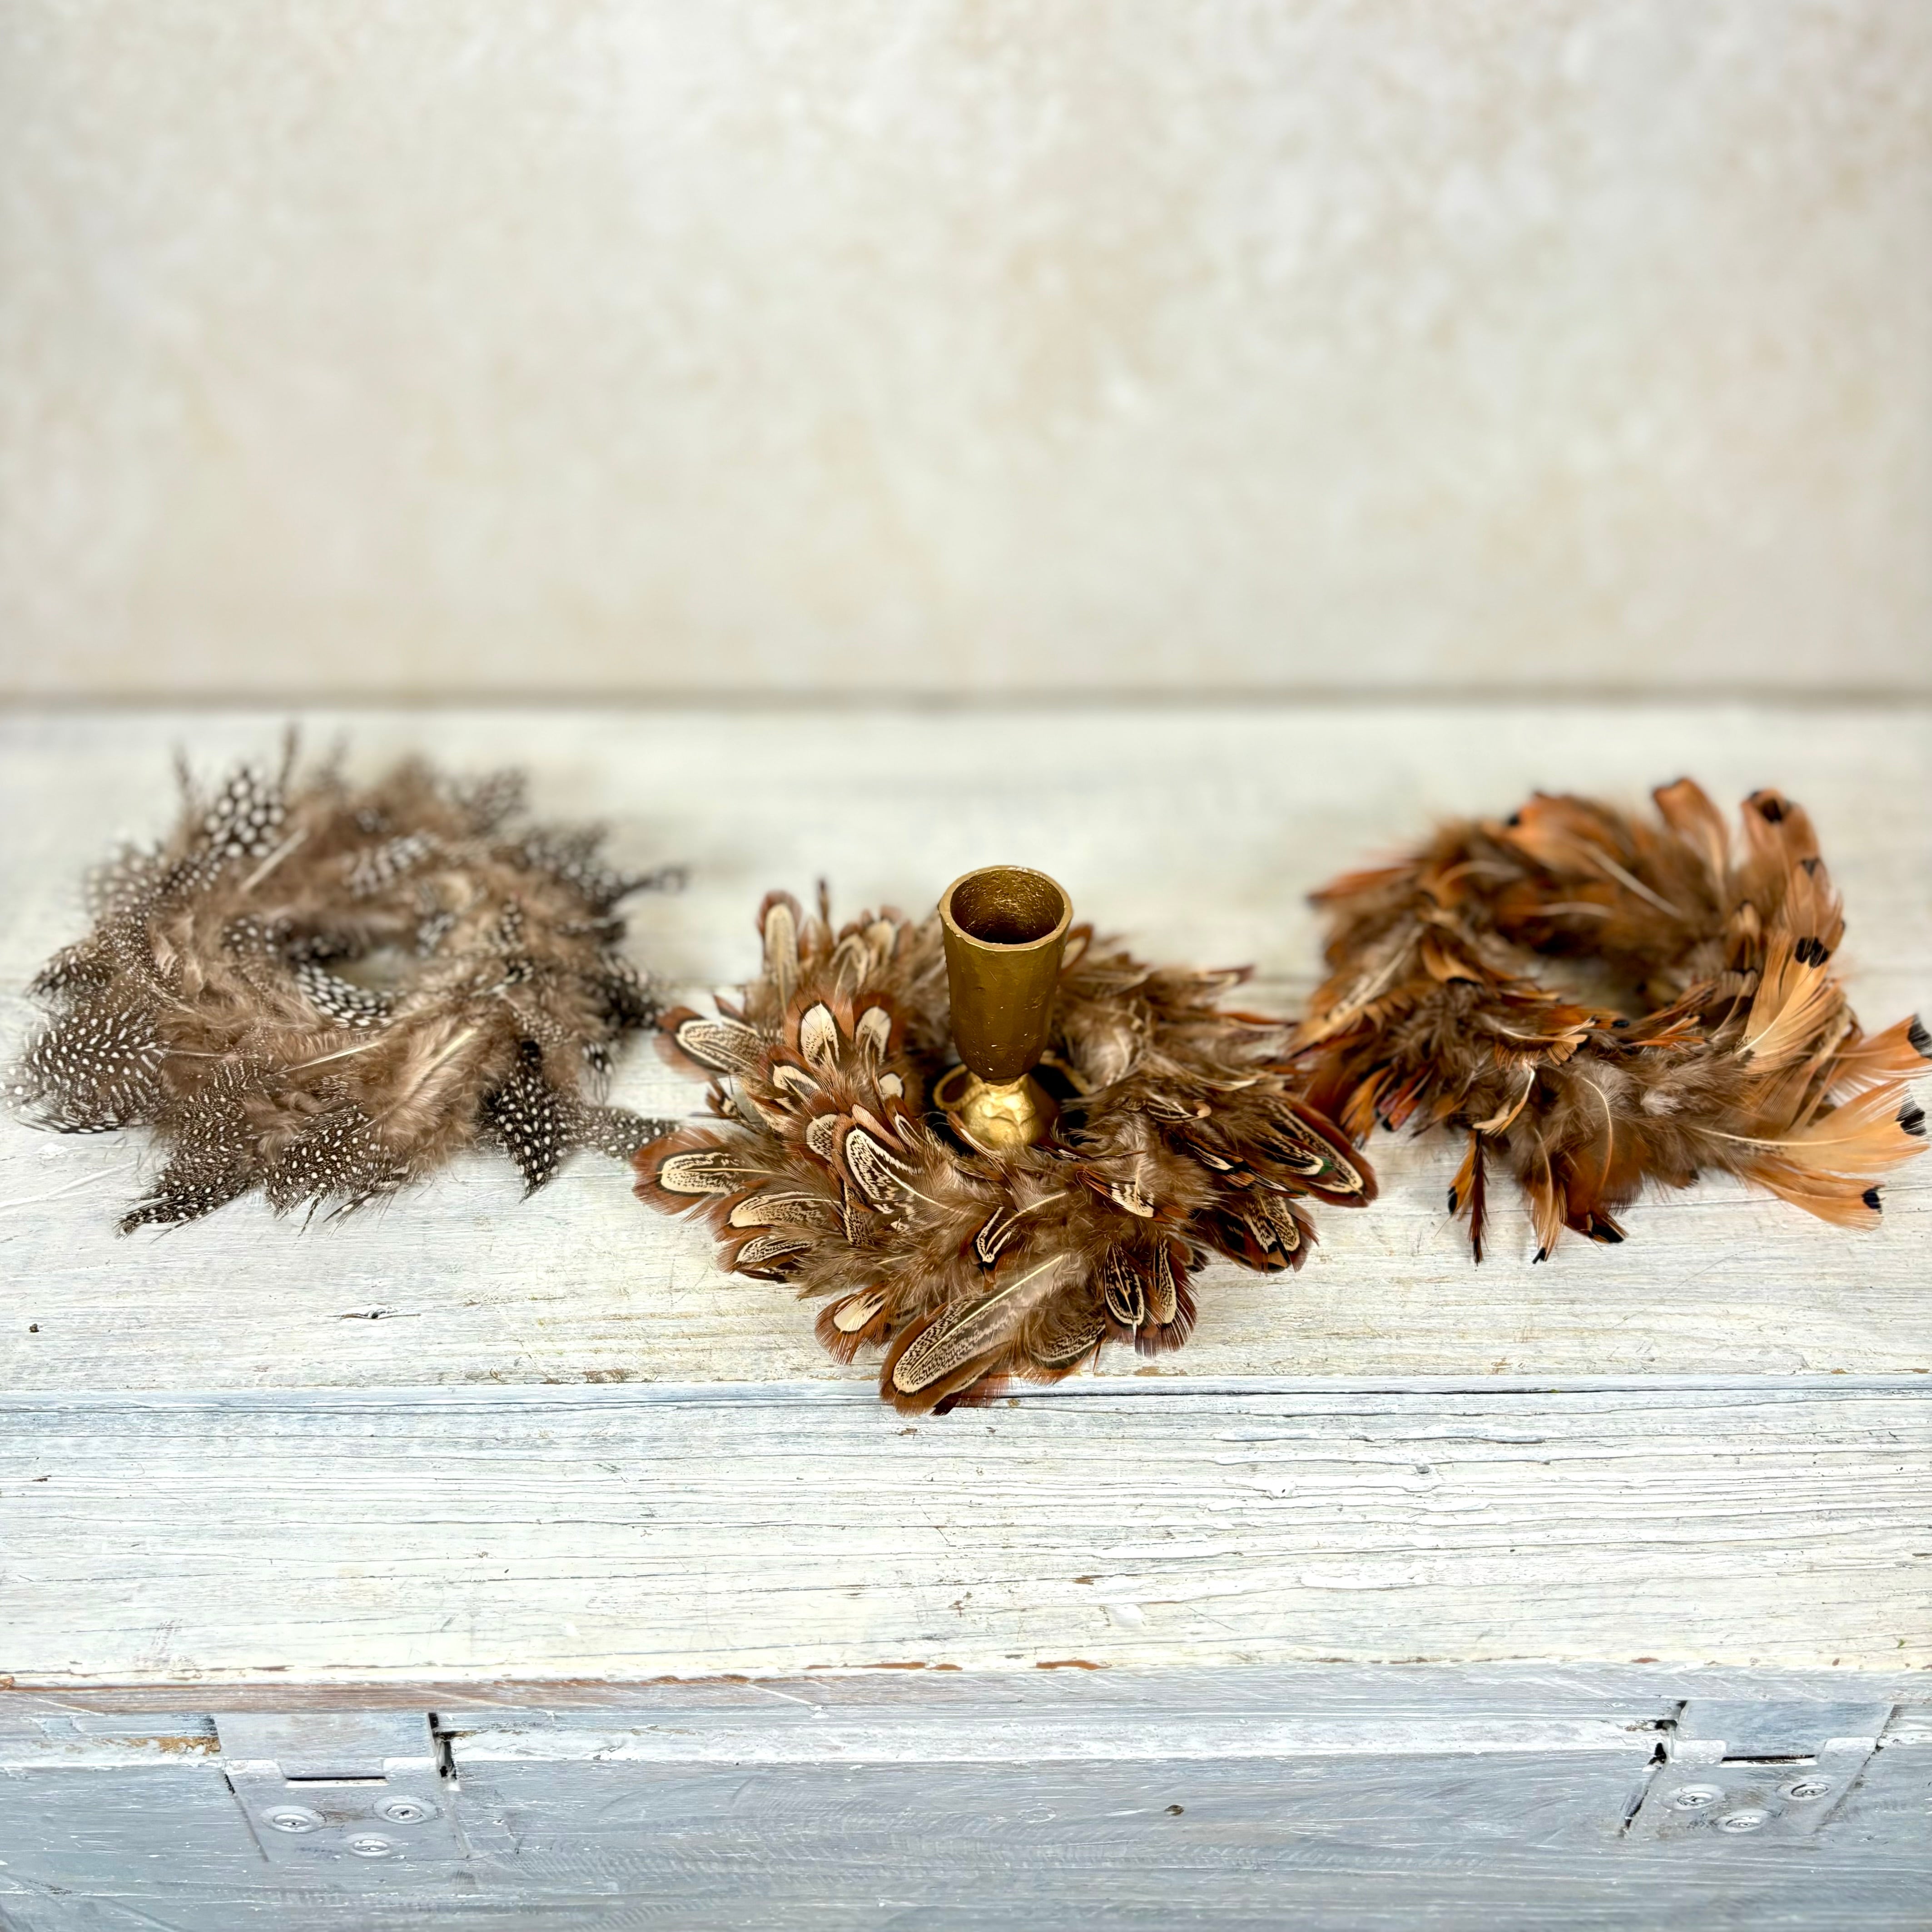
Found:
[1297,780,1924,1260]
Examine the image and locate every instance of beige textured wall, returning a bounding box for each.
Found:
[2,1,1927,699]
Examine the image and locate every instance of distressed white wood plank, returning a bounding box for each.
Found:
[0,1381,1924,1682]
[7,1667,1677,1766]
[3,1670,1930,1931]
[13,1658,1928,1725]
[8,1752,1922,1932]
[1,702,1927,1392]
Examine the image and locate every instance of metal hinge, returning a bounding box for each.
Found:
[1625,1700,1893,1842]
[216,1710,467,1871]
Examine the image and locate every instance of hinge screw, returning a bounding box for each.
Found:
[1717,1809,1769,1833]
[1669,1785,1723,1811]
[262,1806,323,1834]
[376,1796,434,1824]
[345,1834,398,1859]
[1782,1778,1831,1802]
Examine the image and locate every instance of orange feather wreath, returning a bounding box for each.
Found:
[636,890,1375,1412]
[1295,779,1927,1261]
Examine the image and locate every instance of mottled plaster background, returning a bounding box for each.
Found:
[1,0,1927,698]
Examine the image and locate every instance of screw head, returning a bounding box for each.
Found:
[1670,1784,1723,1811]
[344,1834,397,1859]
[375,1796,433,1824]
[262,1805,323,1834]
[1782,1778,1831,1803]
[1718,1809,1770,1834]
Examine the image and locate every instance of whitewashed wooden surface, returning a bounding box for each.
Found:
[2,1378,1927,1680]
[2,703,1928,1391]
[0,705,1927,1693]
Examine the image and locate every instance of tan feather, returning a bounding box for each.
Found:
[841,1123,914,1210]
[798,1002,841,1070]
[656,1148,764,1195]
[761,894,800,1010]
[734,1232,812,1270]
[1145,1244,1179,1324]
[891,1258,1063,1395]
[831,1288,888,1333]
[1739,939,1842,1073]
[728,1191,841,1227]
[674,1016,765,1076]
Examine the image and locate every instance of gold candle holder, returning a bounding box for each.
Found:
[933,864,1072,1152]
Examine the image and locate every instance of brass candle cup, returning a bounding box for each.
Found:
[933,864,1072,1152]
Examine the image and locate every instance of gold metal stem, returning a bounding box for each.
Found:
[937,865,1072,1150]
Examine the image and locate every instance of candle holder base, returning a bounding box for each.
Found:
[933,1063,1059,1153]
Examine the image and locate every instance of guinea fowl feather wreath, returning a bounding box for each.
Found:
[1296,779,1928,1260]
[636,891,1375,1412]
[12,743,680,1229]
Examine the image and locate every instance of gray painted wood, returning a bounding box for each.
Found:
[2,1668,1928,1931]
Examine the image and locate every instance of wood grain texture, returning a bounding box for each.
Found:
[14,1658,1927,1723]
[0,1381,1925,1682]
[2,703,1928,1393]
[0,1757,1896,1932]
[4,1664,1681,1763]
[3,1769,1927,1932]
[3,1669,1929,1931]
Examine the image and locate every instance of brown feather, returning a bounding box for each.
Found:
[1296,779,1924,1260]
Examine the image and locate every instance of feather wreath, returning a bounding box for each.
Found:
[11,742,681,1230]
[1296,779,1928,1261]
[636,891,1375,1412]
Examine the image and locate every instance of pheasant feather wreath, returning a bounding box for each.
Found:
[1296,779,1928,1260]
[636,891,1376,1412]
[13,745,680,1230]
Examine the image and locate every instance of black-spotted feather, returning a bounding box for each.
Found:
[13,748,679,1229]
